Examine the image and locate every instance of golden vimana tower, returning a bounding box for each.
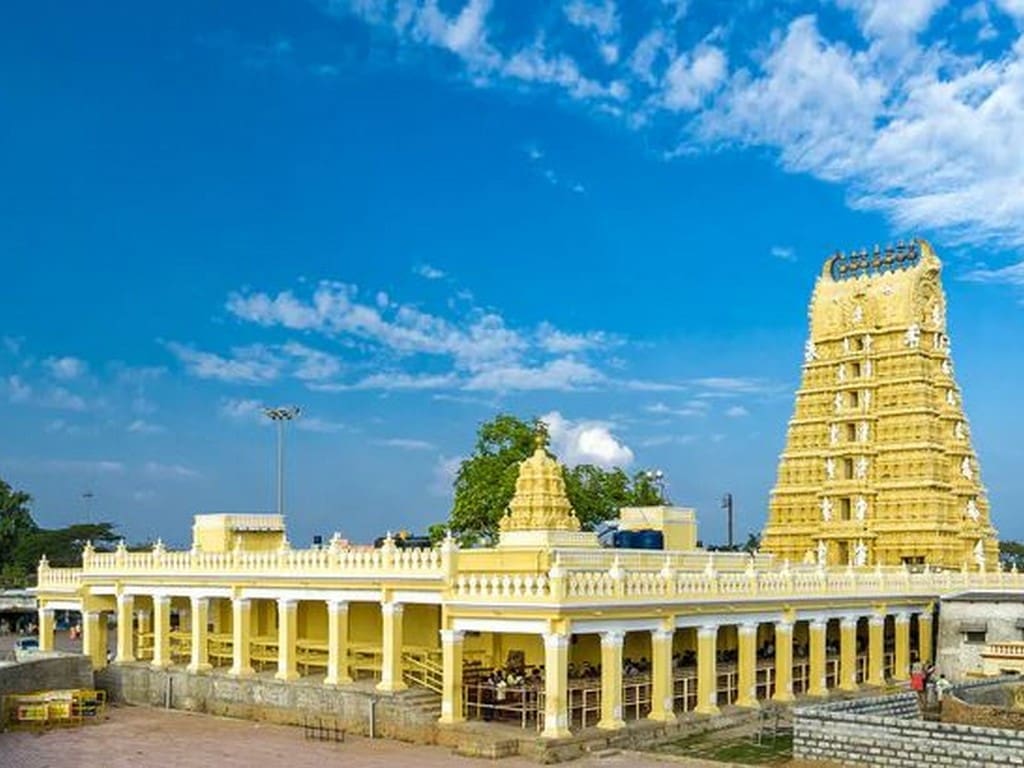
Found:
[761,239,999,570]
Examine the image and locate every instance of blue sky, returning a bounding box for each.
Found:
[3,0,1024,548]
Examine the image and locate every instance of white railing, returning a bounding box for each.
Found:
[78,539,448,580]
[982,642,1024,658]
[36,564,82,591]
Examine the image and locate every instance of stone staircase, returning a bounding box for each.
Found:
[394,686,443,722]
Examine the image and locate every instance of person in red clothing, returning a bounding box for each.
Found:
[910,663,925,705]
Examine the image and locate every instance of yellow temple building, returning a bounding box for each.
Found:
[32,240,1017,742]
[762,240,999,569]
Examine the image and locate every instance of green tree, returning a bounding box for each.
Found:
[0,478,38,569]
[999,540,1024,570]
[447,414,668,544]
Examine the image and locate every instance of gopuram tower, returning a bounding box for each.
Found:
[761,240,999,570]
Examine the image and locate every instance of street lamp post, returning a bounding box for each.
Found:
[721,492,734,550]
[263,406,300,517]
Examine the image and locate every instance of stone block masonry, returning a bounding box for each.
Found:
[794,690,1024,766]
[96,664,441,744]
[0,654,94,698]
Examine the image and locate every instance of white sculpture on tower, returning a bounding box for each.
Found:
[966,498,979,522]
[817,540,828,565]
[864,334,873,351]
[857,421,869,442]
[853,539,868,567]
[855,496,868,521]
[804,339,818,363]
[830,423,840,446]
[834,391,843,413]
[855,457,869,480]
[947,389,956,407]
[954,422,964,440]
[852,305,863,324]
[905,324,921,348]
[837,364,846,383]
[961,456,973,480]
[825,458,836,480]
[821,496,834,521]
[974,539,985,568]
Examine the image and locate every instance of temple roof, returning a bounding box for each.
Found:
[499,426,581,534]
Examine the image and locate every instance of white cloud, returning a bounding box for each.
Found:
[690,377,777,396]
[374,437,435,450]
[771,245,796,261]
[431,454,463,497]
[143,461,200,479]
[464,357,603,392]
[834,0,946,40]
[646,400,708,417]
[725,405,749,417]
[536,321,615,353]
[2,336,23,355]
[219,398,264,421]
[662,45,727,111]
[281,341,342,382]
[961,261,1024,286]
[295,416,348,433]
[166,342,281,384]
[414,263,446,279]
[564,0,620,64]
[127,419,165,434]
[44,356,87,380]
[7,375,32,403]
[541,410,634,468]
[2,458,126,474]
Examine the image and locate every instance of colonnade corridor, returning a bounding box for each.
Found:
[88,594,443,692]
[446,609,930,737]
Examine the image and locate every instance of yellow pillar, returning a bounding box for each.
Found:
[377,602,407,692]
[598,630,625,730]
[188,597,211,672]
[439,629,465,724]
[82,611,106,669]
[867,615,885,686]
[325,600,352,685]
[696,624,720,715]
[648,628,675,722]
[807,619,827,697]
[542,632,571,738]
[772,621,794,702]
[275,598,299,681]
[230,597,254,677]
[839,616,858,691]
[38,606,55,652]
[735,622,759,708]
[137,608,151,636]
[918,611,933,665]
[115,594,134,663]
[893,613,910,681]
[152,595,171,668]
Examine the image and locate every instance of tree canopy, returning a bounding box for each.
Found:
[0,477,120,587]
[446,414,668,544]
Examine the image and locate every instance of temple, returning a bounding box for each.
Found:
[32,239,1019,741]
[762,240,999,569]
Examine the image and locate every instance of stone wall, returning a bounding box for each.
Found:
[794,691,1024,766]
[0,654,93,698]
[941,677,1024,731]
[96,664,439,743]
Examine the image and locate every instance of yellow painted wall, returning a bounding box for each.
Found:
[298,601,327,641]
[350,602,382,644]
[404,604,440,650]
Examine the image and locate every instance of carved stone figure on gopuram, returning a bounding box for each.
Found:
[760,239,999,569]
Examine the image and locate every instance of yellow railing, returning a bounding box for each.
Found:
[35,566,82,591]
[982,642,1024,658]
[402,651,444,694]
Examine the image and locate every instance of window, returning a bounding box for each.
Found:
[964,631,987,645]
[848,391,860,408]
[851,362,862,378]
[853,337,865,351]
[840,498,852,521]
[843,458,854,480]
[846,423,857,442]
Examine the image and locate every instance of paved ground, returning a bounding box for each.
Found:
[0,705,836,768]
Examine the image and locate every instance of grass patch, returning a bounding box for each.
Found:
[656,732,793,765]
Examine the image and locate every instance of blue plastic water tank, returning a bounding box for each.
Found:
[633,529,664,550]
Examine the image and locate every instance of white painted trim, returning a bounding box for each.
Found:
[393,590,442,605]
[121,586,233,600]
[571,617,661,634]
[41,600,83,611]
[451,617,548,634]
